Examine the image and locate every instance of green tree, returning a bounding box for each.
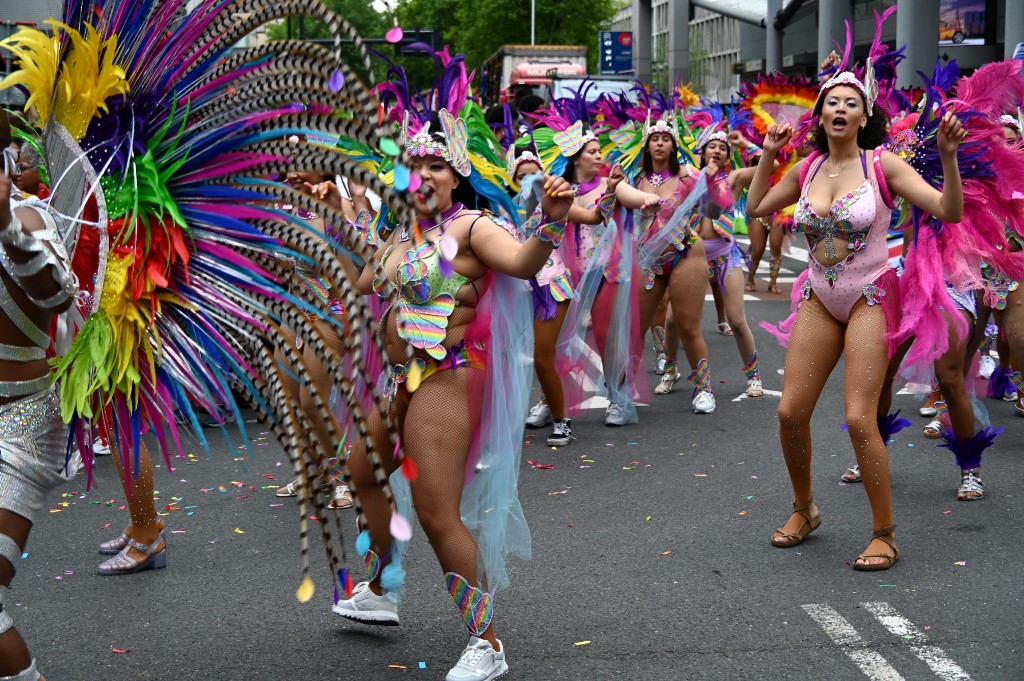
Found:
[266,0,389,84]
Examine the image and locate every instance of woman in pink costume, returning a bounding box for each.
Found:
[747,64,965,570]
[612,113,717,414]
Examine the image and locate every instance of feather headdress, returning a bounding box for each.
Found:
[1,0,429,606]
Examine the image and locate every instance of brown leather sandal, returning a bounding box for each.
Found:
[853,524,899,571]
[770,499,820,548]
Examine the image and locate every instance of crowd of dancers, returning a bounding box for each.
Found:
[0,2,1022,680]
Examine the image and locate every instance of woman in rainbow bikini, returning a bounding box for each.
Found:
[326,107,572,681]
[746,66,965,571]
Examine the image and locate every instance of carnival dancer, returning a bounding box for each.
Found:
[689,122,764,397]
[529,92,639,426]
[2,0,449,632]
[734,74,820,294]
[608,108,718,413]
[747,52,966,569]
[505,140,574,445]
[0,110,78,681]
[331,53,573,680]
[272,160,355,508]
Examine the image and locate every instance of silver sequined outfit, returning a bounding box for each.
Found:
[0,389,69,523]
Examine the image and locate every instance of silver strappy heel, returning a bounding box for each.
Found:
[97,534,167,576]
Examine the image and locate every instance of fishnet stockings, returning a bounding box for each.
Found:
[346,367,489,632]
[778,294,894,533]
[111,441,162,553]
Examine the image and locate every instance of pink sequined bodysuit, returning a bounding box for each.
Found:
[796,150,895,323]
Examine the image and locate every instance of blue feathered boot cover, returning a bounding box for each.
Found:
[878,410,912,446]
[937,426,1003,470]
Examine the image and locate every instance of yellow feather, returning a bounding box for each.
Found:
[0,21,128,140]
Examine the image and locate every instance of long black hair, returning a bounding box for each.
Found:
[640,133,681,177]
[810,84,888,152]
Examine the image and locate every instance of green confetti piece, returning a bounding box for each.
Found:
[379,138,400,156]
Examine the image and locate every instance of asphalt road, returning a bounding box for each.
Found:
[15,248,1024,680]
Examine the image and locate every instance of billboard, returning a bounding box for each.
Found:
[599,31,633,75]
[938,0,986,46]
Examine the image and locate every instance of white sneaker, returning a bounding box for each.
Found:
[604,402,628,427]
[1003,388,1019,402]
[546,419,572,447]
[655,352,667,375]
[692,390,716,414]
[746,378,764,397]
[446,637,508,681]
[331,581,400,625]
[654,371,681,395]
[525,401,553,428]
[92,438,111,456]
[978,355,996,379]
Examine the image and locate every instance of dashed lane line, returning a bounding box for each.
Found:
[862,602,971,681]
[801,604,906,681]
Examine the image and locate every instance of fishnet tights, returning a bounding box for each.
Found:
[346,366,489,633]
[111,441,162,555]
[778,294,893,533]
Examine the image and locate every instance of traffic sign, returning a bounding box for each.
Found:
[599,31,633,75]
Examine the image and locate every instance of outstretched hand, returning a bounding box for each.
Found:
[305,180,343,210]
[937,111,967,157]
[821,50,842,72]
[762,123,794,155]
[540,174,574,221]
[607,163,626,192]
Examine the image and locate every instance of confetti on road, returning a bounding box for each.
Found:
[234,528,245,534]
[418,662,426,669]
[574,640,592,646]
[954,561,966,566]
[112,647,131,654]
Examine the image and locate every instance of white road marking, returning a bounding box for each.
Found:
[732,388,783,402]
[704,294,759,301]
[862,602,972,681]
[801,604,906,681]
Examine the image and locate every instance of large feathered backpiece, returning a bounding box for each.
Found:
[0,0,423,604]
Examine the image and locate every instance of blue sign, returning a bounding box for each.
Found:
[599,31,633,75]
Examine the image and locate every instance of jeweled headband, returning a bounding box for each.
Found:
[506,145,542,182]
[642,110,682,150]
[695,128,729,152]
[403,108,472,177]
[815,59,877,115]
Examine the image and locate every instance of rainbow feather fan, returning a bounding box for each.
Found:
[1,0,422,603]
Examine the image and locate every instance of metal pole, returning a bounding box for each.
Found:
[531,0,536,45]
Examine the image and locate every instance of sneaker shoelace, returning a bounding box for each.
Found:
[456,642,489,669]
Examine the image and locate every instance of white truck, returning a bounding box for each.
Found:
[482,44,588,106]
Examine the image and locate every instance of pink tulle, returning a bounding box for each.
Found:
[897,231,968,369]
[759,269,808,348]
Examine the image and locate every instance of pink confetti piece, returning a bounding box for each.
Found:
[112,647,131,654]
[942,510,952,515]
[385,26,403,43]
[390,513,413,541]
